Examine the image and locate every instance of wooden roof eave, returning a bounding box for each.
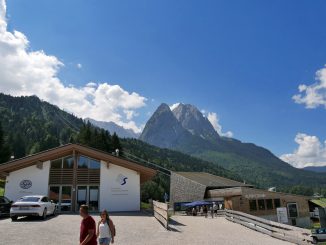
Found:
[0,144,157,182]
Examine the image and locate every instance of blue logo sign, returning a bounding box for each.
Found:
[116,174,128,186]
[20,180,32,189]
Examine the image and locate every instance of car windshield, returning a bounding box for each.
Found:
[18,197,40,202]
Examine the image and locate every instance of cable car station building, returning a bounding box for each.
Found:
[0,144,156,212]
[170,172,311,227]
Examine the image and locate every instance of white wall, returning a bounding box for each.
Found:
[5,161,50,201]
[100,160,140,212]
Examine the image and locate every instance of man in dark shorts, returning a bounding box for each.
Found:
[79,205,97,245]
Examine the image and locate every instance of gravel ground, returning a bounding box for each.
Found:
[0,213,291,245]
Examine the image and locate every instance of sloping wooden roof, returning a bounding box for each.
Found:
[174,172,254,189]
[0,144,156,183]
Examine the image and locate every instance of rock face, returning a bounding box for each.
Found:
[86,118,140,139]
[140,103,216,152]
[139,103,192,149]
[172,103,220,143]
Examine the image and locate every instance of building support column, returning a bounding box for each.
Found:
[72,150,77,212]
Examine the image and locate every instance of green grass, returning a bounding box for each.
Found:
[141,202,151,210]
[0,179,4,196]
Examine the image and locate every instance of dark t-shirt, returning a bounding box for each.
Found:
[80,215,97,245]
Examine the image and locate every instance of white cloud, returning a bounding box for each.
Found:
[77,63,82,69]
[293,66,326,109]
[170,102,180,111]
[280,133,326,168]
[207,112,233,138]
[0,0,146,133]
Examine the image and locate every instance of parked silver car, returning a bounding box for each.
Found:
[311,228,326,244]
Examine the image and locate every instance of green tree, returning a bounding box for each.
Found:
[0,122,11,163]
[112,132,121,151]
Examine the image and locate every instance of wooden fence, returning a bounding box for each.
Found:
[153,200,169,229]
[224,209,313,244]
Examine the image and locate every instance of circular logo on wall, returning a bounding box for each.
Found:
[19,180,32,189]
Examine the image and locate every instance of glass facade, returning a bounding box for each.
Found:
[258,199,265,210]
[49,154,101,212]
[51,156,73,169]
[249,200,257,211]
[78,155,100,169]
[266,199,273,210]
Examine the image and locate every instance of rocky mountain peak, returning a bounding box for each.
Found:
[172,103,220,142]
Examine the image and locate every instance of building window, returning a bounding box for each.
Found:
[274,199,281,208]
[249,199,257,211]
[89,159,100,169]
[258,199,265,210]
[51,158,62,169]
[78,155,100,169]
[63,156,74,169]
[266,199,273,210]
[287,203,298,218]
[51,156,74,169]
[78,156,89,169]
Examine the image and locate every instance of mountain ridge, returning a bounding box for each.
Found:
[140,102,326,190]
[85,118,140,139]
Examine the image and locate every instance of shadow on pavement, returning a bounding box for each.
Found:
[169,218,186,226]
[12,214,59,222]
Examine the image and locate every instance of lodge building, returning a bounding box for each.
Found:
[0,144,156,212]
[170,172,311,227]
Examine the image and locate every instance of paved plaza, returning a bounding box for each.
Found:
[0,212,291,245]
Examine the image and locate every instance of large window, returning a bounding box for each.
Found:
[63,156,74,169]
[78,155,100,169]
[266,199,273,210]
[249,200,257,211]
[274,199,281,208]
[51,156,73,169]
[287,203,298,218]
[51,159,62,169]
[78,156,89,169]
[258,199,266,210]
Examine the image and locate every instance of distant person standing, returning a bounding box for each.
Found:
[203,205,208,218]
[79,205,97,245]
[213,202,218,217]
[210,206,214,218]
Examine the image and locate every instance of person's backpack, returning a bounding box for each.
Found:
[108,218,116,237]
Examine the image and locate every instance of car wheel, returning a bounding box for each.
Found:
[52,207,57,216]
[11,216,17,221]
[42,208,47,220]
[312,237,318,244]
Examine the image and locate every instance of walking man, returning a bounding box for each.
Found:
[80,205,97,245]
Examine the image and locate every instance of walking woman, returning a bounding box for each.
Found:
[96,209,115,245]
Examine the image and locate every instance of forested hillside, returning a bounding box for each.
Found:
[0,93,241,201]
[0,93,83,158]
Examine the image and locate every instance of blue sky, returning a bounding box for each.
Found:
[2,0,326,167]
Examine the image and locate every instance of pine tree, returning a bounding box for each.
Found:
[0,122,11,163]
[112,132,122,152]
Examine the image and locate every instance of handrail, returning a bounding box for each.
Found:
[153,200,169,229]
[222,209,313,244]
